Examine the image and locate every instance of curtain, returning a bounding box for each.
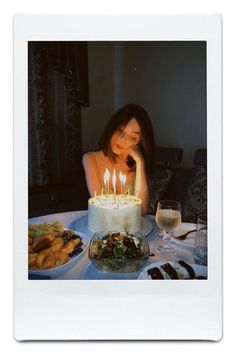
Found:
[28,42,89,190]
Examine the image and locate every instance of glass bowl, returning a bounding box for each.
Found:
[88,231,150,272]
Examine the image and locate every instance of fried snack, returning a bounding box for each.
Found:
[71,238,81,247]
[28,222,83,270]
[62,240,75,254]
[54,250,68,266]
[28,253,38,268]
[28,236,33,245]
[32,234,55,252]
[39,248,52,256]
[37,251,56,269]
[50,237,64,252]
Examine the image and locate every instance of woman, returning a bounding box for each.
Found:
[82,103,155,214]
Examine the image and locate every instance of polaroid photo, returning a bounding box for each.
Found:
[14,14,222,340]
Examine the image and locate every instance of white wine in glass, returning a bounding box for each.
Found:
[155,200,181,255]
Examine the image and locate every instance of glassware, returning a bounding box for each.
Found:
[155,200,181,255]
[194,214,207,265]
[88,231,149,272]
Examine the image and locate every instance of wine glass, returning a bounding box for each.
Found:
[155,200,181,255]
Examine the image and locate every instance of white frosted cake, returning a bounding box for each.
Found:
[88,194,142,233]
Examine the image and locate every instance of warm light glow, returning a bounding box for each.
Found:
[122,173,126,186]
[119,172,124,194]
[104,168,127,195]
[112,169,117,194]
[104,168,110,184]
[118,172,127,194]
[104,168,110,194]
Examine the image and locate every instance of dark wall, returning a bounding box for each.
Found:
[83,41,206,167]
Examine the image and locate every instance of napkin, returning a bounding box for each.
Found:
[171,223,197,247]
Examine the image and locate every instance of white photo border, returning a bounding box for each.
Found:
[14,14,222,341]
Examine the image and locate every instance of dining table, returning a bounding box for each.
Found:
[28,210,205,280]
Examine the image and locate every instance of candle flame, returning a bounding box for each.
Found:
[119,171,123,182]
[112,169,116,193]
[122,174,126,185]
[104,168,110,183]
[119,172,126,184]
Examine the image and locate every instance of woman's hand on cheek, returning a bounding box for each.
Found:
[127,145,144,164]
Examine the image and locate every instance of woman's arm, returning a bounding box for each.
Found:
[127,146,149,214]
[82,152,102,197]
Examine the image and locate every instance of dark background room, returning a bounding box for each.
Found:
[28,41,207,221]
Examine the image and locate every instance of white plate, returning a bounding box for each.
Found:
[28,229,90,278]
[70,214,153,237]
[138,261,207,279]
[171,222,197,247]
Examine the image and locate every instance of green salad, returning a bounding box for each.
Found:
[91,232,144,259]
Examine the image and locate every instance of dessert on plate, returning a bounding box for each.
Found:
[145,261,207,280]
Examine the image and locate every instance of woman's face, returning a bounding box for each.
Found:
[110,118,141,155]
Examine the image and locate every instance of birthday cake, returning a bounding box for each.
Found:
[88,194,142,233]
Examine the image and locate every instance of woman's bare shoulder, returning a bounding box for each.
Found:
[82,150,103,165]
[83,151,94,159]
[82,151,95,165]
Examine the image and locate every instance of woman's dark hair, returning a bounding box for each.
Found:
[99,103,155,174]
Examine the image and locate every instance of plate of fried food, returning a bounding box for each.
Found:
[28,220,90,278]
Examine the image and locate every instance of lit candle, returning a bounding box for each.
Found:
[119,172,123,195]
[112,169,117,203]
[112,169,116,194]
[122,173,126,193]
[104,168,110,195]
